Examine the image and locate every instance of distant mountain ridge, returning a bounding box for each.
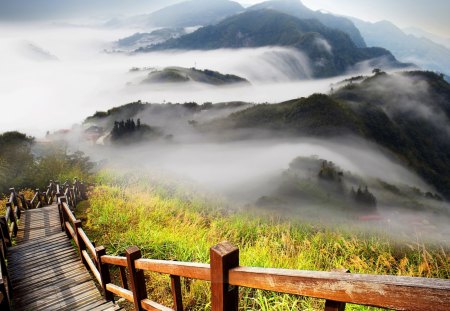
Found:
[141,10,405,78]
[352,18,450,75]
[247,0,366,48]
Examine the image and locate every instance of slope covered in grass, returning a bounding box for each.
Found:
[78,171,449,310]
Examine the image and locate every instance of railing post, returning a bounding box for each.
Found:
[210,241,239,311]
[0,217,11,247]
[6,203,18,237]
[10,188,20,220]
[0,237,12,310]
[170,275,183,311]
[324,269,350,311]
[58,197,68,234]
[119,266,128,290]
[74,220,87,265]
[96,246,114,302]
[19,194,28,210]
[126,246,147,311]
[9,188,18,207]
[36,188,40,207]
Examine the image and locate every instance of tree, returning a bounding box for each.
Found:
[372,68,381,75]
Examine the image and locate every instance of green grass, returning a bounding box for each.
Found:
[77,170,449,310]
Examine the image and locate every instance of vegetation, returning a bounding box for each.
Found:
[110,118,163,143]
[142,67,249,85]
[0,131,94,195]
[247,0,366,48]
[78,171,449,310]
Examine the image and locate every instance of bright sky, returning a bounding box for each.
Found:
[241,0,450,38]
[1,0,449,38]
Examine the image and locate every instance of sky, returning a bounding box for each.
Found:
[0,0,448,38]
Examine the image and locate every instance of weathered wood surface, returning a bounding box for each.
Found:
[7,203,122,311]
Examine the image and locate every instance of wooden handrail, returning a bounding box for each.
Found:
[65,221,76,241]
[82,250,102,285]
[78,227,97,261]
[106,283,133,302]
[62,202,76,224]
[228,267,450,311]
[141,299,174,311]
[101,255,127,267]
[135,259,210,281]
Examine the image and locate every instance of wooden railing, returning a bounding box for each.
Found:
[56,184,450,311]
[0,178,87,309]
[2,179,450,311]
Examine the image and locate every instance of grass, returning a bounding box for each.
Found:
[76,170,449,310]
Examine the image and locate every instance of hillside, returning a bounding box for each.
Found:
[206,71,450,200]
[115,28,187,51]
[352,18,450,75]
[248,0,366,47]
[142,10,405,78]
[144,0,243,28]
[141,67,248,85]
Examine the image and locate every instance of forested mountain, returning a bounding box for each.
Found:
[247,0,366,47]
[209,71,450,199]
[141,10,405,78]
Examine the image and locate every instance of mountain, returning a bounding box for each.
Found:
[247,0,366,47]
[115,28,187,51]
[141,67,249,85]
[144,0,244,28]
[403,27,450,50]
[352,19,450,75]
[141,10,405,78]
[208,71,450,199]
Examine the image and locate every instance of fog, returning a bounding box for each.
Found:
[94,137,429,199]
[0,22,366,136]
[2,20,449,244]
[85,136,450,244]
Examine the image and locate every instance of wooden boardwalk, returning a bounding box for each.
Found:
[7,203,121,311]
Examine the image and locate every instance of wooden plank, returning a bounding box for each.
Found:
[10,261,87,289]
[135,259,210,280]
[65,221,77,241]
[14,281,99,310]
[106,283,133,302]
[8,249,79,273]
[74,299,114,311]
[82,250,102,285]
[78,227,97,261]
[10,259,84,286]
[228,267,450,311]
[13,274,93,304]
[75,299,118,311]
[141,298,174,311]
[102,255,127,267]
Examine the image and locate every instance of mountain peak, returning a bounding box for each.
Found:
[247,0,366,47]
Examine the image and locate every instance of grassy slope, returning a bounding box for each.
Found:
[78,171,449,311]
